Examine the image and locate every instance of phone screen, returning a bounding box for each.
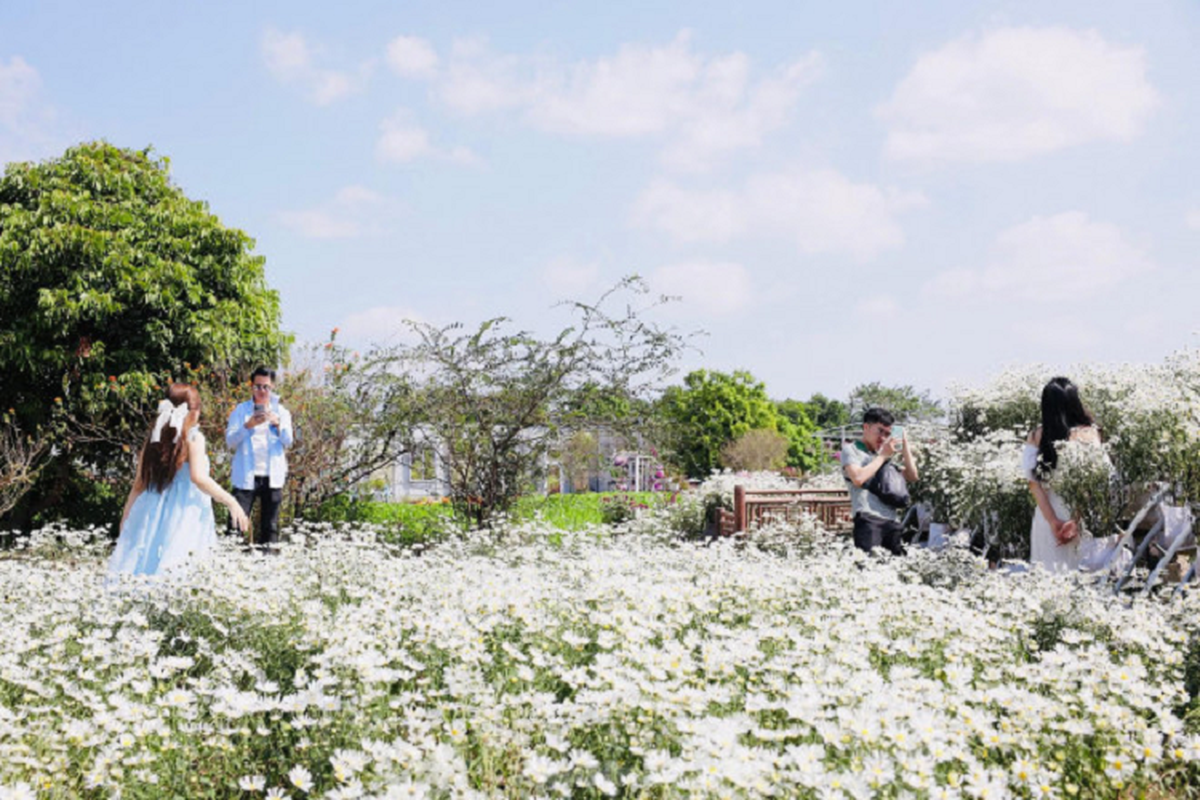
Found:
[892,425,904,449]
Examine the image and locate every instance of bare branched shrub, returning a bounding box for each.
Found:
[0,420,50,518]
[721,428,789,472]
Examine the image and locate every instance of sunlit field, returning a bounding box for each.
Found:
[3,512,1200,800]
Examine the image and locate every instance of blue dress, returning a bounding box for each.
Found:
[108,429,218,579]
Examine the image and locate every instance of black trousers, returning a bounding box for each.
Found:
[231,476,283,546]
[853,512,906,555]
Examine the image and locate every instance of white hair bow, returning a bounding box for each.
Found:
[150,400,190,444]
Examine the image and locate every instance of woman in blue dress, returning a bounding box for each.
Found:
[108,383,249,580]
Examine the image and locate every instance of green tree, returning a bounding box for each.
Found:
[774,398,823,473]
[804,392,851,430]
[0,142,289,524]
[848,381,941,423]
[658,369,780,479]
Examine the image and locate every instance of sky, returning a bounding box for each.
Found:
[2,0,1199,402]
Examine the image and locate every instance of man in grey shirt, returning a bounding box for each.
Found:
[842,407,919,554]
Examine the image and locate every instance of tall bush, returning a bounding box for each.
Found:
[0,142,288,525]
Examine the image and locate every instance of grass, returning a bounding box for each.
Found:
[312,491,676,541]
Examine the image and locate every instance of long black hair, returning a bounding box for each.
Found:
[1036,376,1094,479]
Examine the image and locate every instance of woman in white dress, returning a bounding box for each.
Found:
[1022,377,1101,571]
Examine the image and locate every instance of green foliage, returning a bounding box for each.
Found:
[848,381,941,423]
[312,492,667,538]
[658,369,780,479]
[313,496,458,545]
[774,398,823,473]
[0,142,289,524]
[597,493,648,525]
[803,392,851,430]
[515,492,670,529]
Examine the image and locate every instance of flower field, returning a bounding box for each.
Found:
[3,516,1200,799]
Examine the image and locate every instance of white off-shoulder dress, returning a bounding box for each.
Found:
[1021,443,1082,572]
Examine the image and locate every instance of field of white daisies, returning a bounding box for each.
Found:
[3,504,1200,800]
[4,348,1200,800]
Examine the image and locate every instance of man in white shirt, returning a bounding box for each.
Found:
[225,367,294,550]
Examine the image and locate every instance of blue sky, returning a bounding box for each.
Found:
[3,0,1198,401]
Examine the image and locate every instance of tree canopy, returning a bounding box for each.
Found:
[0,142,289,521]
[773,398,822,473]
[658,369,780,479]
[847,381,941,423]
[803,392,851,430]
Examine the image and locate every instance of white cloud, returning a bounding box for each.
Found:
[386,35,439,79]
[338,305,426,344]
[277,185,404,239]
[648,261,752,316]
[375,108,480,165]
[1010,315,1101,351]
[924,211,1153,303]
[878,27,1159,163]
[438,37,537,114]
[633,169,925,260]
[0,55,60,163]
[855,295,900,320]
[1187,208,1200,231]
[0,56,39,126]
[435,32,822,171]
[541,258,600,297]
[261,28,367,105]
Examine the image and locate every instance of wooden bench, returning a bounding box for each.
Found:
[713,485,853,536]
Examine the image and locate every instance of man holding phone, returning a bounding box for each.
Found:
[841,407,919,554]
[225,367,294,551]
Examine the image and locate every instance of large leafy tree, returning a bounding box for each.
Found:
[658,369,781,479]
[803,392,851,430]
[774,398,823,473]
[0,142,289,522]
[847,381,941,423]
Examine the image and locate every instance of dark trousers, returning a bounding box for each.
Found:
[853,512,906,555]
[231,476,283,547]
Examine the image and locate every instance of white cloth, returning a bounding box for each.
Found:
[1023,443,1082,572]
[251,423,269,476]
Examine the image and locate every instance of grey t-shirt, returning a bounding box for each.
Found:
[842,441,900,522]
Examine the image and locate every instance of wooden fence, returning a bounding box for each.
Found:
[714,485,853,536]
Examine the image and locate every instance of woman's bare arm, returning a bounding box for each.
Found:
[1026,428,1076,544]
[187,435,250,531]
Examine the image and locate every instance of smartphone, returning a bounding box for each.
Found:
[891,425,905,451]
[253,403,266,415]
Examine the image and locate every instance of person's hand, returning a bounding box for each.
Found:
[879,436,898,458]
[228,504,250,533]
[244,411,267,429]
[265,411,281,427]
[1053,518,1079,545]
